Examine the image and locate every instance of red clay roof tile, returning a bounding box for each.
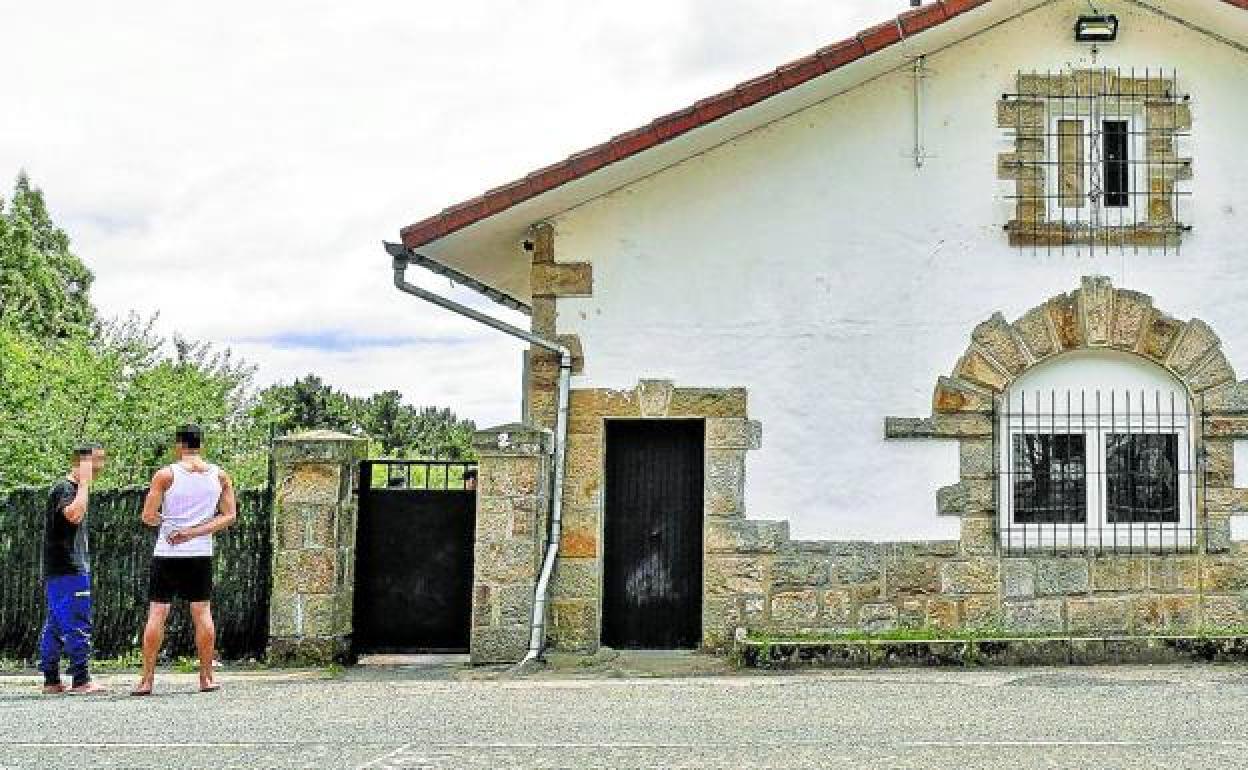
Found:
[900,3,950,36]
[400,0,1248,248]
[856,20,904,53]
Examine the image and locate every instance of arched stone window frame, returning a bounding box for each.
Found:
[886,276,1247,555]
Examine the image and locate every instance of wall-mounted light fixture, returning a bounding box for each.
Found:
[1075,14,1119,42]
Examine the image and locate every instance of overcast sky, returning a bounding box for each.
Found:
[2,0,889,427]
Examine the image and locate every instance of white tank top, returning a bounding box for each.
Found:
[154,462,222,557]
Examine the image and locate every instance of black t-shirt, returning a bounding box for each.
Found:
[43,479,89,577]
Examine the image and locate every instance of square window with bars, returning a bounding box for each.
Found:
[1000,68,1192,254]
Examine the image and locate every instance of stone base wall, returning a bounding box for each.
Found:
[709,520,1248,645]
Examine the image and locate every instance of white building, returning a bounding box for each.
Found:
[391,0,1248,658]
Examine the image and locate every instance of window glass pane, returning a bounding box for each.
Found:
[1011,434,1086,524]
[1103,120,1129,208]
[1106,434,1179,523]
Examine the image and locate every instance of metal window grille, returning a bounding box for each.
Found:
[1002,67,1191,255]
[360,460,477,491]
[994,388,1204,554]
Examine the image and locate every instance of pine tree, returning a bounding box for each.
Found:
[0,172,96,338]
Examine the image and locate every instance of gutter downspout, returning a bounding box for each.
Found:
[912,55,925,169]
[388,243,569,666]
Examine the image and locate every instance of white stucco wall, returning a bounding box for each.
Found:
[551,0,1248,540]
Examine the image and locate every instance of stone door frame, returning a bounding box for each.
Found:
[545,380,762,652]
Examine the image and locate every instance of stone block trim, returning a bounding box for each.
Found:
[524,222,590,430]
[532,263,593,298]
[884,414,992,439]
[998,69,1191,250]
[933,377,993,414]
[528,222,592,299]
[267,431,367,665]
[529,221,555,265]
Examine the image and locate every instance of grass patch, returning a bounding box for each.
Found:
[93,649,145,671]
[0,652,275,675]
[746,627,1025,644]
[745,626,1248,645]
[173,656,199,673]
[322,663,345,679]
[1,650,146,673]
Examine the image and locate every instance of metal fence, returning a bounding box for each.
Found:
[361,460,477,491]
[0,486,271,662]
[995,388,1203,554]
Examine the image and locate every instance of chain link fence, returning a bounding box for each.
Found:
[0,486,271,662]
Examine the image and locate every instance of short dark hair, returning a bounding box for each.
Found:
[72,443,103,459]
[175,424,204,449]
[463,468,478,481]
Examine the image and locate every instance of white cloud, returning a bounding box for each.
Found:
[1,0,885,427]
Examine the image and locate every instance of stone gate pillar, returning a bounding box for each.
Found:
[470,424,552,664]
[267,430,367,664]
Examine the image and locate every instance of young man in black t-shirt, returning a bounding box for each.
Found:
[39,444,107,695]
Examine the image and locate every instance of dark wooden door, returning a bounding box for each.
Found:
[354,475,475,653]
[602,419,704,649]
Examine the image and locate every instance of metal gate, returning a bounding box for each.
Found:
[602,419,704,649]
[353,460,476,653]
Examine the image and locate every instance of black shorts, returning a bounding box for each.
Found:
[148,557,213,603]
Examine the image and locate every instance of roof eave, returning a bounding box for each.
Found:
[400,0,1000,251]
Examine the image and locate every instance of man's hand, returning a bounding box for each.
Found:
[76,456,95,485]
[63,457,96,523]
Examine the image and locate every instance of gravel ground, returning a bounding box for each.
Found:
[2,661,1248,768]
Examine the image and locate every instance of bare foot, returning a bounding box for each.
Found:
[68,681,106,695]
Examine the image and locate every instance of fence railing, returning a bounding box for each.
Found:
[0,486,271,662]
[360,460,477,491]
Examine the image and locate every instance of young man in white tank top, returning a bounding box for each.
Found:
[132,424,237,696]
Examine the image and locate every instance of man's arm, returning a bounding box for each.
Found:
[140,468,174,527]
[167,471,237,544]
[62,457,95,524]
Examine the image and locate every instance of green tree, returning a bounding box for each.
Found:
[407,406,476,460]
[255,374,355,436]
[257,377,477,460]
[0,172,479,490]
[0,314,270,490]
[352,390,410,454]
[0,172,95,339]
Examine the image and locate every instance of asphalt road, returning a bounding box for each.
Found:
[2,663,1248,768]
